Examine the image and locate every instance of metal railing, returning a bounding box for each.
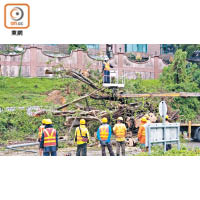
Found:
[103,69,125,87]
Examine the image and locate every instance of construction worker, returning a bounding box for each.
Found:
[38,119,46,156]
[102,58,113,83]
[97,117,114,156]
[165,115,172,151]
[113,117,127,156]
[40,119,58,156]
[144,114,151,123]
[74,119,90,156]
[137,117,147,151]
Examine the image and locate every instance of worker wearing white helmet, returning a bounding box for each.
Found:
[102,56,113,84]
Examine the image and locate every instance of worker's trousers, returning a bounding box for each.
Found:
[101,143,115,156]
[43,146,57,156]
[43,151,57,156]
[104,70,110,83]
[76,143,87,156]
[166,144,172,151]
[116,141,125,156]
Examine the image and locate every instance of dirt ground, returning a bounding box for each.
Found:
[1,140,200,156]
[0,144,142,156]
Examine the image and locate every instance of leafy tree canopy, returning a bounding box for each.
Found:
[67,44,87,54]
[175,44,200,58]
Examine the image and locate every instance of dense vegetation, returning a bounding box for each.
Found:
[1,48,200,145]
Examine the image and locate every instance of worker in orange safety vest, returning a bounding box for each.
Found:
[38,119,46,156]
[113,117,127,156]
[137,117,147,151]
[40,119,58,156]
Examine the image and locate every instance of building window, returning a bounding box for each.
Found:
[125,44,147,53]
[86,44,99,50]
[161,44,175,54]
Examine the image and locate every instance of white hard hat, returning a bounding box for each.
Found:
[104,56,109,61]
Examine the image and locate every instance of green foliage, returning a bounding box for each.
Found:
[67,44,87,54]
[125,75,161,93]
[160,50,189,85]
[160,49,200,121]
[137,145,200,156]
[176,44,200,58]
[0,77,75,107]
[0,110,66,144]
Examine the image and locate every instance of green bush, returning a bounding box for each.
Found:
[0,110,66,144]
[137,145,200,156]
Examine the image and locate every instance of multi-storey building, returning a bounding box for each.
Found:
[85,44,175,58]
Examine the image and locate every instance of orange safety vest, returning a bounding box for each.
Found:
[138,124,146,144]
[99,124,109,141]
[104,62,110,71]
[43,128,57,147]
[38,125,45,141]
[113,124,126,141]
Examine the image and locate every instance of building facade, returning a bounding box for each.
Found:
[85,44,175,58]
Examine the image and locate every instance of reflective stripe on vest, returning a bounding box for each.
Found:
[44,128,56,147]
[99,125,109,141]
[38,125,45,140]
[104,62,110,71]
[115,124,126,138]
[77,127,88,143]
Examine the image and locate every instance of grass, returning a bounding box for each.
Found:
[0,77,78,107]
[136,145,200,156]
[125,79,162,93]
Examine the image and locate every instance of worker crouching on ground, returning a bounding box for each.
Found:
[102,58,113,83]
[38,119,46,156]
[113,117,127,156]
[40,119,58,156]
[165,115,172,151]
[137,117,147,152]
[74,119,90,156]
[97,117,114,156]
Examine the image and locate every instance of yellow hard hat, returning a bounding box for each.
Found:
[42,119,47,124]
[80,119,86,125]
[117,117,123,121]
[141,117,147,122]
[144,114,149,119]
[45,119,52,124]
[165,115,169,120]
[102,117,108,123]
